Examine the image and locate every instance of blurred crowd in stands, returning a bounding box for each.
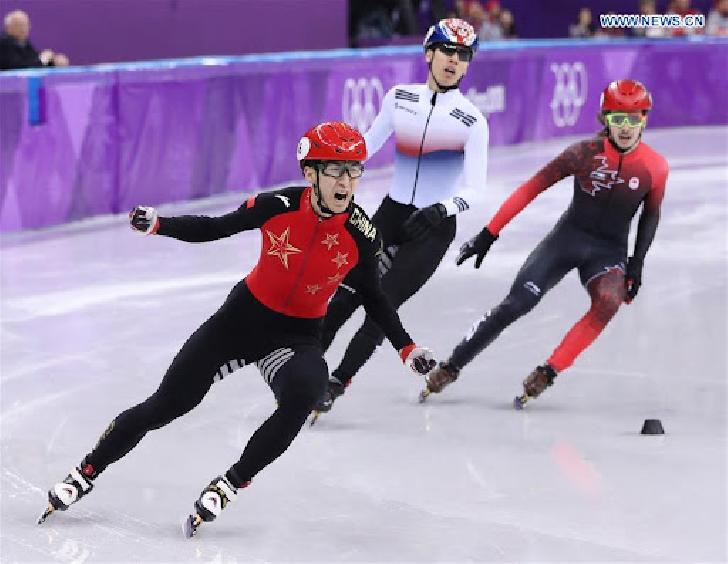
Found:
[569,0,728,38]
[349,0,728,46]
[1,1,726,71]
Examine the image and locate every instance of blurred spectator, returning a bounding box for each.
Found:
[350,0,439,45]
[569,7,594,38]
[706,0,728,35]
[392,0,419,35]
[0,9,68,70]
[350,0,395,45]
[500,9,517,39]
[478,0,504,40]
[416,0,456,31]
[457,0,486,31]
[631,0,667,38]
[667,0,703,35]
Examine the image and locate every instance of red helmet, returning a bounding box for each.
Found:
[297,121,367,162]
[600,80,652,113]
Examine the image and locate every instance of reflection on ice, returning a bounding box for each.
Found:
[1,127,726,563]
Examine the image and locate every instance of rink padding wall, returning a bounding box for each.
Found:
[1,39,727,232]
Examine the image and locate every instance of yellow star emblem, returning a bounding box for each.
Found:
[305,284,322,295]
[321,233,339,250]
[327,272,344,285]
[331,251,349,269]
[265,226,301,269]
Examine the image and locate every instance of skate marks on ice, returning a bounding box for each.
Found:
[1,127,725,562]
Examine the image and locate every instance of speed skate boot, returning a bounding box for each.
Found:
[37,460,97,524]
[514,364,557,409]
[184,474,241,538]
[309,376,347,425]
[419,362,459,402]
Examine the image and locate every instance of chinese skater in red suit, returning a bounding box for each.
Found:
[421,79,669,408]
[38,122,436,536]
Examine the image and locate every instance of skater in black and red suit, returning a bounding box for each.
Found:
[422,79,669,407]
[38,122,436,536]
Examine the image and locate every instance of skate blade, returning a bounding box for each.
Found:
[309,410,321,426]
[37,503,55,525]
[183,513,203,538]
[513,394,529,410]
[418,387,431,403]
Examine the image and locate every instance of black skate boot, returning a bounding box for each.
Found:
[38,460,97,524]
[184,474,240,538]
[309,377,347,425]
[419,362,459,402]
[514,364,557,409]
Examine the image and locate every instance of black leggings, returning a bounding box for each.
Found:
[449,222,626,370]
[321,196,456,385]
[85,281,327,486]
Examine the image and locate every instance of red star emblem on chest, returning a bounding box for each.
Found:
[265,226,301,269]
[321,233,339,250]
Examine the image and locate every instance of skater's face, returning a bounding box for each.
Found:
[304,161,362,214]
[605,111,645,151]
[426,45,470,89]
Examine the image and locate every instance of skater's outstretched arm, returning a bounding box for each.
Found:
[486,141,583,236]
[625,158,668,302]
[348,234,435,374]
[457,141,584,268]
[129,190,290,242]
[362,87,395,159]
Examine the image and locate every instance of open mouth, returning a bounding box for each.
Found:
[444,67,457,77]
[334,191,349,201]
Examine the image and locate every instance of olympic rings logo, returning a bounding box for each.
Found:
[341,77,384,132]
[549,62,588,128]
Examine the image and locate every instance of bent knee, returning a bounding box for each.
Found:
[592,291,622,321]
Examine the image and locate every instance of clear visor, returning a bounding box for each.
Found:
[319,161,364,179]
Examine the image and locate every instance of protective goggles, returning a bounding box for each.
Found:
[319,161,364,179]
[436,44,473,62]
[604,113,645,127]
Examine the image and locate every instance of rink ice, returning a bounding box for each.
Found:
[1,127,726,563]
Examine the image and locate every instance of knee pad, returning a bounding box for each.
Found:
[591,289,622,323]
[274,352,328,412]
[589,270,623,323]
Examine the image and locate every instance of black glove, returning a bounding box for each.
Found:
[129,205,159,234]
[624,257,643,303]
[456,227,497,268]
[402,204,446,241]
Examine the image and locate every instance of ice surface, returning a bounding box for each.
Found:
[1,127,726,563]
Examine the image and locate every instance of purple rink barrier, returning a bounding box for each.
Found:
[1,39,727,233]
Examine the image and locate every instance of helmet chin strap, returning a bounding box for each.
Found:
[607,128,643,153]
[313,168,350,217]
[427,60,461,92]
